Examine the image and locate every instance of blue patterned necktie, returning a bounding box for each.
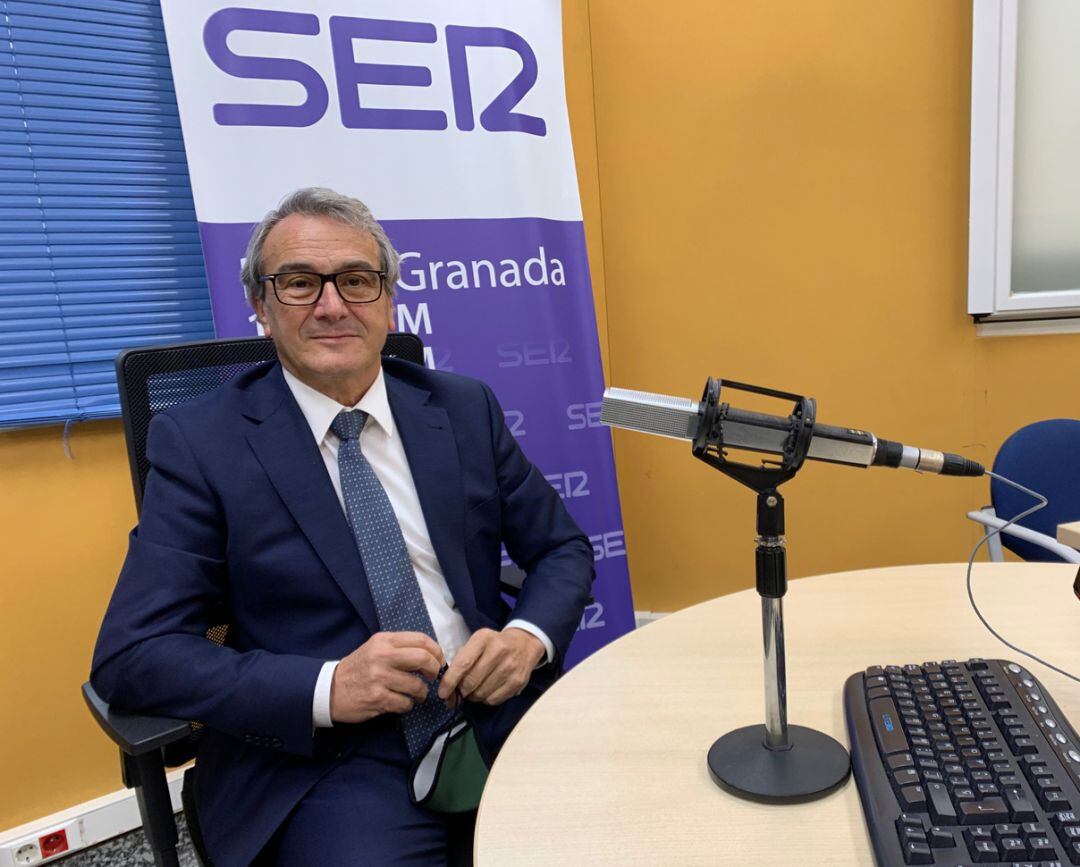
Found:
[331,409,454,758]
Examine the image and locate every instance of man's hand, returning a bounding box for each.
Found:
[437,628,545,707]
[330,632,445,724]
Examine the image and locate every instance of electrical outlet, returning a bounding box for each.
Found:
[12,841,40,866]
[36,833,66,860]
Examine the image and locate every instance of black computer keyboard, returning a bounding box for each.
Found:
[845,659,1080,866]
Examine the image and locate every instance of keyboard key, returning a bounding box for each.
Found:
[927,826,956,848]
[870,697,910,755]
[902,840,933,864]
[1027,835,1056,858]
[926,782,957,825]
[959,798,1009,825]
[1004,786,1037,821]
[889,753,915,771]
[1042,790,1073,812]
[900,785,928,812]
[1014,737,1039,756]
[997,835,1026,858]
[1051,811,1079,832]
[969,839,998,861]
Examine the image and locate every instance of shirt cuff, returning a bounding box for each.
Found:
[503,619,554,666]
[312,660,339,728]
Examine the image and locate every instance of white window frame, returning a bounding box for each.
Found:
[968,0,1080,324]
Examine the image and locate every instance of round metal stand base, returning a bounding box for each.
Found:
[707,724,850,803]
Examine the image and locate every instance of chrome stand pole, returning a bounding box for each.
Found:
[762,595,790,750]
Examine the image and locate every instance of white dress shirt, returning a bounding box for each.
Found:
[280,366,553,727]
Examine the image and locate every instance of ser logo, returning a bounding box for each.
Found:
[543,470,589,499]
[204,9,547,134]
[496,339,572,368]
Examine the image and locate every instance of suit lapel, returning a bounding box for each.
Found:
[386,375,479,627]
[242,365,380,634]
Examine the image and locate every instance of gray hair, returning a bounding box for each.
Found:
[240,187,400,303]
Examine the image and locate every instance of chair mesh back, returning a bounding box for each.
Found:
[116,333,424,514]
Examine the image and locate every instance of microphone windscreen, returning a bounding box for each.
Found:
[600,388,701,440]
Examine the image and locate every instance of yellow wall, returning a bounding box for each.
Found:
[587,0,1080,611]
[3,0,1077,834]
[0,421,134,825]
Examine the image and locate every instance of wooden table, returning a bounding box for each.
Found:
[475,563,1080,865]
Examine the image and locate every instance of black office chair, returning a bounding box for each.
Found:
[82,333,425,867]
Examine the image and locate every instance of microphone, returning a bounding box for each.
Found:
[600,384,984,477]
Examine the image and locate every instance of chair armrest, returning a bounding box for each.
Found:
[82,682,190,756]
[965,510,1080,564]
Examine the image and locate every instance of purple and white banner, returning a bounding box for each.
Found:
[160,0,634,663]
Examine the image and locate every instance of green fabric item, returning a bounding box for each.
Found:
[420,726,489,813]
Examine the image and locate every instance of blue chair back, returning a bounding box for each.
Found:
[990,418,1080,562]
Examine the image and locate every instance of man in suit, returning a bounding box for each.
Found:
[92,188,595,866]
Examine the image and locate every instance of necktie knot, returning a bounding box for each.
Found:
[331,409,367,442]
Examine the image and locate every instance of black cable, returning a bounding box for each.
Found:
[966,470,1080,684]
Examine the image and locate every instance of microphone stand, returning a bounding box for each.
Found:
[693,378,850,802]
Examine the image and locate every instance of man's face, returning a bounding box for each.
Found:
[253,213,395,405]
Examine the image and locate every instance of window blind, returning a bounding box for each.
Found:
[0,0,214,428]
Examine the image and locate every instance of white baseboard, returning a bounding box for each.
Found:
[0,770,184,866]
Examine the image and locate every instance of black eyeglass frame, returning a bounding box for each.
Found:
[258,270,388,306]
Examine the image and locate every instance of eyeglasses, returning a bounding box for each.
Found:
[259,270,386,306]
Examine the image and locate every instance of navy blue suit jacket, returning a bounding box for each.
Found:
[91,357,594,866]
